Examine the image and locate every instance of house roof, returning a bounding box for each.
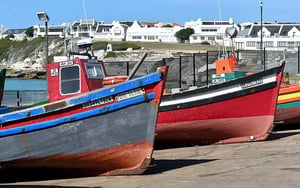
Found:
[280,25,294,36]
[119,21,134,27]
[3,29,26,35]
[246,23,300,37]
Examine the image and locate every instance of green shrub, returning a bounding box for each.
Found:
[200,41,210,45]
[104,51,117,58]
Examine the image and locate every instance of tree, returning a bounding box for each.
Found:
[175,28,195,43]
[25,26,34,37]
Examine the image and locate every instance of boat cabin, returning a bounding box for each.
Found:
[46,39,107,102]
[212,54,246,85]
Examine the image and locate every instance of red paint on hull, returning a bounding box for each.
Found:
[275,106,300,125]
[156,116,274,145]
[157,82,280,146]
[1,141,153,176]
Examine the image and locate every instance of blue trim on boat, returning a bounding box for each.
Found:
[277,100,300,109]
[68,72,161,105]
[0,92,155,137]
[0,72,161,123]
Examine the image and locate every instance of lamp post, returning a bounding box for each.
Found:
[36,12,50,63]
[259,1,264,70]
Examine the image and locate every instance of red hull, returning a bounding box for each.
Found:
[156,64,284,146]
[1,141,153,176]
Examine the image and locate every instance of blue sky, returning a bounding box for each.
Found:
[0,0,299,29]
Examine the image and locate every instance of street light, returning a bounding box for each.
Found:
[36,12,50,63]
[259,1,264,70]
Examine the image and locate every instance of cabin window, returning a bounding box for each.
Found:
[60,65,80,95]
[85,63,104,79]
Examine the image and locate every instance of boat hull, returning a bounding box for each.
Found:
[0,102,156,175]
[156,64,284,146]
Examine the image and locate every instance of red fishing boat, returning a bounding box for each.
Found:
[155,57,284,146]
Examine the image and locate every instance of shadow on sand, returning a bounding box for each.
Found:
[267,129,300,141]
[145,159,216,175]
[0,168,93,184]
[0,185,94,188]
[0,159,215,185]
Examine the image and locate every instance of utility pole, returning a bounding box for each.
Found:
[259,1,264,69]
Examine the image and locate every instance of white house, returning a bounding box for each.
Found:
[34,23,70,38]
[186,18,235,45]
[126,20,182,43]
[70,19,97,38]
[1,28,27,40]
[234,22,300,51]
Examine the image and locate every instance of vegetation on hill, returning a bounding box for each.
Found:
[0,37,45,61]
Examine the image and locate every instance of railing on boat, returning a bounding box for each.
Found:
[2,90,48,107]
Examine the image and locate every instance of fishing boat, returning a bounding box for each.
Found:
[0,40,168,176]
[100,48,285,146]
[155,60,284,146]
[275,83,300,126]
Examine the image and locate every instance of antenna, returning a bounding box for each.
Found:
[82,0,88,20]
[217,0,222,21]
[217,0,226,58]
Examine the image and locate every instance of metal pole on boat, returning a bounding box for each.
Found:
[259,1,263,69]
[126,52,147,80]
[36,12,50,63]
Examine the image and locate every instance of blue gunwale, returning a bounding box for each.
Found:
[0,92,156,137]
[0,72,162,124]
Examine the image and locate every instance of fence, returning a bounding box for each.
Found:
[104,49,300,90]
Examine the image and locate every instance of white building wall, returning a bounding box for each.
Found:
[126,21,182,42]
[234,36,300,51]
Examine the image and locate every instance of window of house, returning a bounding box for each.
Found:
[277,41,287,47]
[264,41,274,47]
[148,36,155,40]
[246,41,256,47]
[208,37,214,40]
[60,65,80,95]
[133,36,142,39]
[288,41,295,48]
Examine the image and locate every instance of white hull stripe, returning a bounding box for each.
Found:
[160,73,276,107]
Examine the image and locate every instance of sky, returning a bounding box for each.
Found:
[0,0,299,29]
